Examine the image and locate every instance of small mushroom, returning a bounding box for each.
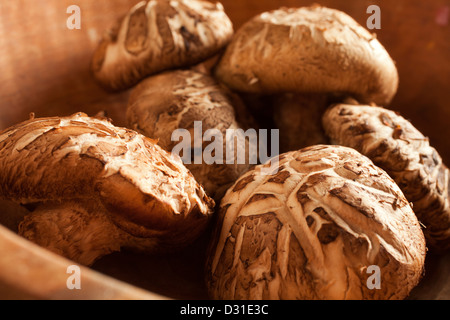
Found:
[206,145,426,300]
[215,5,398,106]
[0,112,215,265]
[322,103,450,251]
[127,69,257,200]
[91,0,233,91]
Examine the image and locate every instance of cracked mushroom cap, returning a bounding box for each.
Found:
[322,103,450,251]
[206,145,426,300]
[127,69,257,200]
[91,0,233,91]
[0,113,214,264]
[215,5,398,106]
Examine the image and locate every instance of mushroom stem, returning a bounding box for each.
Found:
[0,113,215,264]
[18,200,156,266]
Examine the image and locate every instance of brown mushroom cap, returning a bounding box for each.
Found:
[206,145,426,300]
[91,0,233,91]
[127,69,256,200]
[215,5,398,106]
[0,113,215,264]
[322,103,450,251]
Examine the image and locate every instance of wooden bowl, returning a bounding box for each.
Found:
[0,0,449,300]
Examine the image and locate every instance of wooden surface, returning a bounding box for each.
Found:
[0,0,449,300]
[0,221,165,300]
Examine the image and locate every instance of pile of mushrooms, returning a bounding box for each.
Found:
[204,5,446,300]
[1,0,448,300]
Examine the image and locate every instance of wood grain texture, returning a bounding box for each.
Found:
[0,223,165,299]
[0,0,448,300]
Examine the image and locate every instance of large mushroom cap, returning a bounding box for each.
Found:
[0,113,215,264]
[215,5,398,106]
[322,103,450,250]
[206,145,425,300]
[91,0,234,91]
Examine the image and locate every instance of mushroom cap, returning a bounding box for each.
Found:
[215,5,398,106]
[322,103,450,250]
[206,145,426,300]
[127,69,256,200]
[0,113,214,245]
[91,0,233,91]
